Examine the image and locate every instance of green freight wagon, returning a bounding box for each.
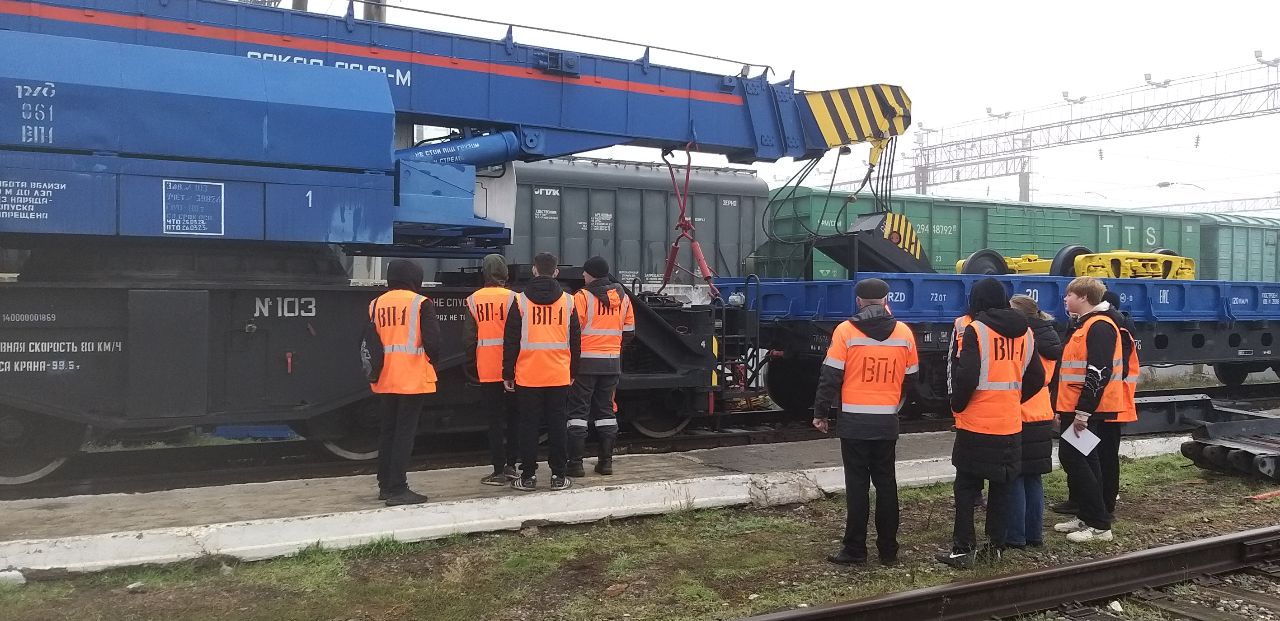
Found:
[1197,214,1280,281]
[760,188,1200,275]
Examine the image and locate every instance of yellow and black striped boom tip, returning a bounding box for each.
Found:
[803,85,912,150]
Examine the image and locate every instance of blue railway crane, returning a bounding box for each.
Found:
[0,0,911,483]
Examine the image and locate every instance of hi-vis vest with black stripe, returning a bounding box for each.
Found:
[467,286,516,384]
[823,320,919,415]
[369,289,437,395]
[954,320,1033,436]
[515,292,573,388]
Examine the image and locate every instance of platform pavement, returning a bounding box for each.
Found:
[0,432,1188,573]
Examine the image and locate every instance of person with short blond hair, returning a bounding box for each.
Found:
[1065,277,1106,306]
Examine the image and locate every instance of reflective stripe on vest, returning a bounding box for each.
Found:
[467,287,516,383]
[954,320,1030,436]
[369,290,437,395]
[973,322,1034,391]
[380,294,426,355]
[515,292,573,387]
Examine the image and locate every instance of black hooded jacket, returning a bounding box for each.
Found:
[811,303,919,440]
[502,276,581,384]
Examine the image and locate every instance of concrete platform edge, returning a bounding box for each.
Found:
[0,436,1187,573]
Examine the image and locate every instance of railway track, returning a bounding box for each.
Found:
[3,384,1274,501]
[744,525,1280,621]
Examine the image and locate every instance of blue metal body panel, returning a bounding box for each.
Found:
[0,29,394,172]
[0,0,822,162]
[1,150,395,243]
[715,274,1280,324]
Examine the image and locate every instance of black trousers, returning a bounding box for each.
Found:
[953,470,1010,552]
[841,438,899,558]
[1098,422,1124,515]
[477,382,518,474]
[517,385,569,478]
[377,393,426,494]
[1058,417,1112,530]
[567,373,620,458]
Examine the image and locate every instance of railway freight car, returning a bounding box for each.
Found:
[754,189,1204,278]
[349,158,769,286]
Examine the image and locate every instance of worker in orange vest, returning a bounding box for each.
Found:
[1100,290,1139,516]
[811,278,918,567]
[567,256,635,477]
[1052,277,1126,544]
[503,252,581,492]
[464,254,519,486]
[1006,294,1063,550]
[938,278,1043,569]
[368,260,440,506]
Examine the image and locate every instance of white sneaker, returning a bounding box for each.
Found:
[1067,527,1114,543]
[1053,518,1086,533]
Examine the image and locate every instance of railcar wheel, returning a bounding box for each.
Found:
[765,357,820,415]
[0,409,84,485]
[623,394,694,439]
[314,399,382,461]
[960,249,1010,275]
[1049,244,1093,277]
[1212,363,1249,387]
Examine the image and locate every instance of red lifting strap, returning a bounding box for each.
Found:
[660,143,718,297]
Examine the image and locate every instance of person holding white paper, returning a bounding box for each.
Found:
[1053,277,1125,543]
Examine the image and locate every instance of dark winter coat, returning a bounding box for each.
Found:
[811,303,919,440]
[502,276,581,384]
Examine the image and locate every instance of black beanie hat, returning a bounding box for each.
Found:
[583,256,610,278]
[386,259,424,291]
[968,277,1009,316]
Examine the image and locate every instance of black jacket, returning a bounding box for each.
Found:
[502,276,581,385]
[812,303,918,440]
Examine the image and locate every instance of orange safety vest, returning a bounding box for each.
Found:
[1021,355,1056,423]
[466,286,516,383]
[948,314,974,415]
[369,289,437,395]
[1055,314,1127,414]
[954,320,1032,436]
[574,285,635,362]
[1109,327,1140,423]
[824,321,919,415]
[514,292,574,388]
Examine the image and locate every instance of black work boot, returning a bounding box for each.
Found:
[594,436,616,475]
[567,434,586,477]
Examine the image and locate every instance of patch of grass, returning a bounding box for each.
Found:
[232,543,348,595]
[496,537,583,575]
[339,535,422,559]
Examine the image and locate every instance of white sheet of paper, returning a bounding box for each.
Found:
[1062,426,1101,456]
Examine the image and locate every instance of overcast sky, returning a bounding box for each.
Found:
[316,0,1280,214]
